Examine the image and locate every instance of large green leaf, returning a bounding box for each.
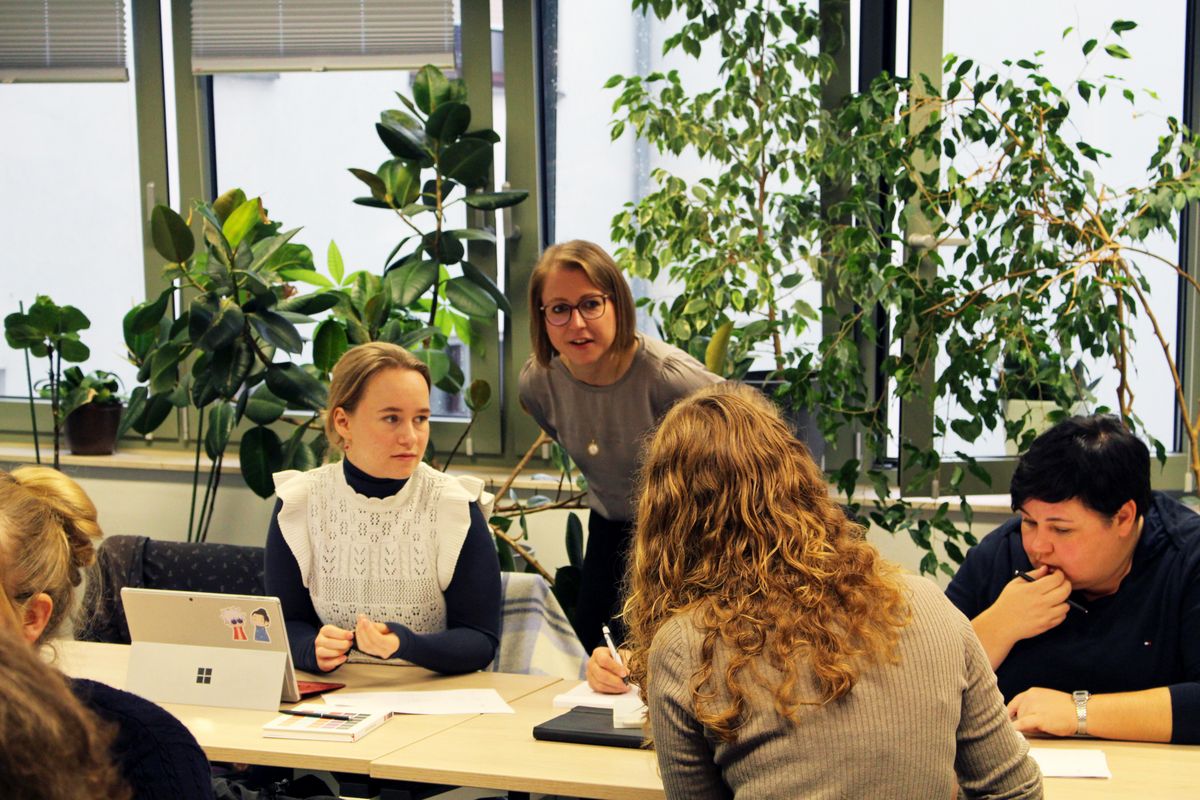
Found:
[150,205,195,263]
[422,231,465,264]
[461,128,501,144]
[393,325,442,349]
[239,426,284,498]
[191,295,245,351]
[275,291,342,315]
[212,188,247,223]
[385,259,439,306]
[249,310,304,354]
[149,344,184,393]
[58,336,89,362]
[189,353,220,408]
[248,228,300,272]
[353,197,392,209]
[413,65,452,114]
[131,392,174,435]
[440,139,493,188]
[245,384,287,425]
[222,198,262,250]
[444,276,498,317]
[348,168,387,200]
[378,159,421,207]
[116,386,147,439]
[466,378,492,412]
[327,240,345,285]
[313,319,349,373]
[204,402,236,461]
[376,122,430,162]
[411,348,451,385]
[425,101,471,141]
[460,260,512,315]
[265,362,328,411]
[462,190,528,210]
[209,339,255,398]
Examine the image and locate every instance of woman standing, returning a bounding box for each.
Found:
[265,342,500,675]
[519,240,720,662]
[623,384,1043,798]
[0,467,212,800]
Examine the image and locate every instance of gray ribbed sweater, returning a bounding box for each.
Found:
[647,575,1043,799]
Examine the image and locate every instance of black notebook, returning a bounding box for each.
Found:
[532,705,648,749]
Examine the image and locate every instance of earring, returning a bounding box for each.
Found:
[343,440,352,451]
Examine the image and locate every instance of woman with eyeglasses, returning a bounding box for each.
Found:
[519,240,720,690]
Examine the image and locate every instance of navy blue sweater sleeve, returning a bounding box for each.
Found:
[384,502,501,674]
[1169,526,1200,743]
[72,679,213,800]
[263,499,326,674]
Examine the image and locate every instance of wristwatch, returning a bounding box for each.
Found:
[1073,690,1090,736]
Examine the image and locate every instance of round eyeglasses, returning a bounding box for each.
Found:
[540,294,610,327]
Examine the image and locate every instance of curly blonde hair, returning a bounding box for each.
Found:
[622,384,911,742]
[0,467,103,644]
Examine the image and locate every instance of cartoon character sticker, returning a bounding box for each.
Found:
[220,606,248,641]
[250,607,272,643]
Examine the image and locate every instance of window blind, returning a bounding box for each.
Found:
[191,0,456,74]
[0,0,128,83]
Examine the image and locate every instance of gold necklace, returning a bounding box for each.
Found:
[587,438,600,456]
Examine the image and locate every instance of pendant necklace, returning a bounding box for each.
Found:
[587,438,600,456]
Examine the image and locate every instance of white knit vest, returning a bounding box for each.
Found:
[272,462,481,664]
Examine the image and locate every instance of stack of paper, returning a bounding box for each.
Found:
[325,689,514,715]
[552,680,639,709]
[1028,748,1112,778]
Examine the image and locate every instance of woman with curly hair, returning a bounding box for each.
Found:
[623,384,1042,798]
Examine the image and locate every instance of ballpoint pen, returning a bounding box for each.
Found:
[1015,570,1088,614]
[279,708,356,720]
[601,624,630,685]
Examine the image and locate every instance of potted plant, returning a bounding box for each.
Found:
[57,367,125,455]
[3,295,92,469]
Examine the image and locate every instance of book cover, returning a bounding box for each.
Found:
[533,705,647,749]
[261,704,391,743]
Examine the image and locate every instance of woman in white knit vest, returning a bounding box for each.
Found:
[622,384,1043,799]
[264,343,501,675]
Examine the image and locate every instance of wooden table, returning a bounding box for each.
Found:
[54,639,559,773]
[1034,737,1200,799]
[371,683,663,800]
[53,645,1200,798]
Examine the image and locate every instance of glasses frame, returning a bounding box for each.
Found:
[539,293,611,327]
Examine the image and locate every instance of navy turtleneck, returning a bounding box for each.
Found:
[264,458,500,675]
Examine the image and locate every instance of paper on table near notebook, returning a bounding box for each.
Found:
[552,680,640,709]
[1028,747,1112,778]
[324,689,513,715]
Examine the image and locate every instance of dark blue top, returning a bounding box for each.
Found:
[71,678,213,800]
[264,459,500,675]
[945,491,1200,743]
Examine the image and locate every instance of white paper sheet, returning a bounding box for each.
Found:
[324,689,514,715]
[552,680,639,709]
[1029,747,1112,778]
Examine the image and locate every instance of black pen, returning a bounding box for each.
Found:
[1014,570,1088,614]
[279,708,355,720]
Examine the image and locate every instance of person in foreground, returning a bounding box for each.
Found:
[946,414,1200,744]
[0,467,213,800]
[0,623,131,800]
[265,342,501,674]
[519,239,720,676]
[622,384,1042,799]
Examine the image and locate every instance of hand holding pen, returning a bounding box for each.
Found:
[586,624,632,694]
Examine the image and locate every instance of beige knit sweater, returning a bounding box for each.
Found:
[647,575,1043,799]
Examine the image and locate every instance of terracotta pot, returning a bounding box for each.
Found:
[64,402,123,455]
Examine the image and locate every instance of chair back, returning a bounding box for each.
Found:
[490,571,587,680]
[78,535,265,644]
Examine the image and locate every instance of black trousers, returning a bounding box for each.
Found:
[573,511,634,654]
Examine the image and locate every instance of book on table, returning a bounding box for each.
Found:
[261,704,391,742]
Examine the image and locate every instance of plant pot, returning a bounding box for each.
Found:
[64,402,123,455]
[1002,399,1057,456]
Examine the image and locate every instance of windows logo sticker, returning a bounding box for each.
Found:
[196,667,213,685]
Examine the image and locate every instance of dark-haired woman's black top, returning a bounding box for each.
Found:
[946,491,1200,743]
